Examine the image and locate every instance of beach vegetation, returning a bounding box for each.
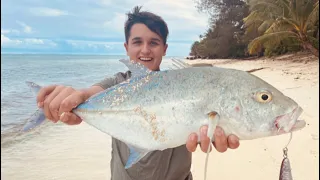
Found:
[191,0,319,58]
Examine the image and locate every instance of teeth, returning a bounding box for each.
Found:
[140,57,152,61]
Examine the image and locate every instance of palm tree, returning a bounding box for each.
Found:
[244,0,319,57]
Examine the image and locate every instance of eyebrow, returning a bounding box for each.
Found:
[131,37,161,42]
[132,37,142,41]
[150,38,161,42]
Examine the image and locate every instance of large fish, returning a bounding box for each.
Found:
[23,59,306,179]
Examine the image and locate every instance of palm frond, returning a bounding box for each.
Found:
[265,20,297,33]
[257,19,275,33]
[304,1,319,32]
[248,31,298,54]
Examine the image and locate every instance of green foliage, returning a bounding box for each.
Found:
[191,0,250,58]
[191,0,319,58]
[244,0,319,57]
[264,37,302,57]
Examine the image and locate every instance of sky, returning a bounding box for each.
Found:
[1,0,210,56]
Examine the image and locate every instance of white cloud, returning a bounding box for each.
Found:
[99,0,209,40]
[66,39,121,50]
[1,29,11,34]
[24,38,45,45]
[1,0,210,55]
[103,12,126,31]
[66,40,123,46]
[1,34,23,46]
[16,21,33,33]
[99,0,112,6]
[1,29,20,34]
[1,35,56,47]
[143,0,208,29]
[29,7,69,17]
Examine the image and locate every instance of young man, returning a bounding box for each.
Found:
[37,6,240,180]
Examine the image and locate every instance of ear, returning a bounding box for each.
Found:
[163,44,168,56]
[124,43,129,55]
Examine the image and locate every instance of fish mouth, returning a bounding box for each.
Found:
[274,106,306,134]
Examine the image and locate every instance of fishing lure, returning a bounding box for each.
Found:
[279,133,293,180]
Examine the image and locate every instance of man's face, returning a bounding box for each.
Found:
[124,23,168,71]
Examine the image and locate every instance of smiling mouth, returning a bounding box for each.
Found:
[139,57,153,62]
[274,106,306,134]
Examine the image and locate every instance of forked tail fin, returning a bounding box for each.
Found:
[21,81,47,132]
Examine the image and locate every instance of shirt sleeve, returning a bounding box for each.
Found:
[92,71,131,90]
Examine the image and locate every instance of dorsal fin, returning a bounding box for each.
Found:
[119,59,152,78]
[170,58,192,70]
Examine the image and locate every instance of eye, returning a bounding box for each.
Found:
[150,41,159,46]
[255,91,272,103]
[133,41,141,44]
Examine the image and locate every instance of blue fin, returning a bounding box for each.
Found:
[26,81,42,95]
[21,81,47,132]
[125,145,149,169]
[119,59,152,78]
[21,109,46,132]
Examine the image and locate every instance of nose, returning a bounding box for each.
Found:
[141,43,151,54]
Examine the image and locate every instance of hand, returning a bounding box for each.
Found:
[37,85,88,125]
[186,126,240,153]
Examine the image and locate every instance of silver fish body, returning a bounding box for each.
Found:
[23,59,306,172]
[75,61,304,149]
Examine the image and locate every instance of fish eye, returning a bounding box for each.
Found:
[255,91,272,103]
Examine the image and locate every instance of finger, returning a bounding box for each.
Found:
[213,126,228,153]
[58,90,86,115]
[43,86,64,122]
[50,87,75,120]
[37,85,57,108]
[227,134,240,149]
[60,112,82,125]
[200,126,211,153]
[186,133,198,152]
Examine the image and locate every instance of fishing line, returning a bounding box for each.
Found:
[284,132,293,148]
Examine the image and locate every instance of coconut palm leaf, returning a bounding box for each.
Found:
[248,31,298,54]
[244,0,319,56]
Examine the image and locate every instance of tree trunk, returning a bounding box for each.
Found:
[303,42,319,57]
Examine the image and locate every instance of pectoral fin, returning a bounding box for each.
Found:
[125,145,150,169]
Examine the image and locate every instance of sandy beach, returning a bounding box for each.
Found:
[1,53,319,180]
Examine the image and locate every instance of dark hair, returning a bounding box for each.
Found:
[124,6,169,44]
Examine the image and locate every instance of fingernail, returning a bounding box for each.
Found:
[37,102,42,108]
[216,129,222,136]
[201,126,207,136]
[189,134,196,141]
[230,136,238,144]
[60,112,66,121]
